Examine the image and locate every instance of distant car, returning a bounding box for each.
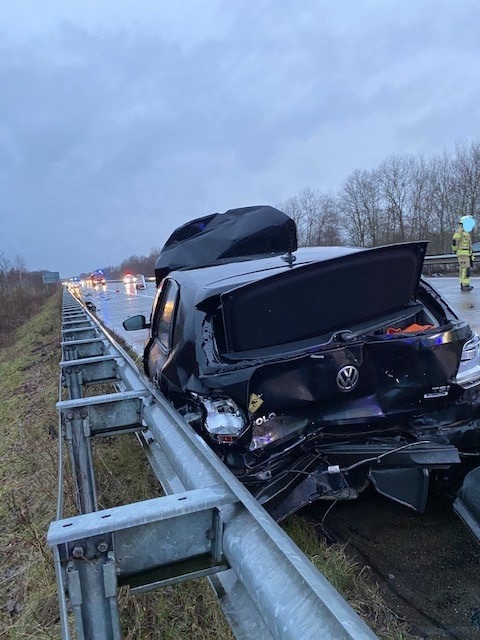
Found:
[67,277,82,289]
[123,273,137,285]
[135,274,147,290]
[123,206,480,526]
[88,270,106,286]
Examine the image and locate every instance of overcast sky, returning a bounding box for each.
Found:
[1,0,479,276]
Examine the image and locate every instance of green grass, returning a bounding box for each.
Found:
[0,292,233,640]
[283,517,412,640]
[0,292,63,638]
[0,293,415,639]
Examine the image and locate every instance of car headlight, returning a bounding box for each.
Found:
[455,332,480,389]
[461,332,480,362]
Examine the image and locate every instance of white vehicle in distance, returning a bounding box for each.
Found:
[135,274,147,290]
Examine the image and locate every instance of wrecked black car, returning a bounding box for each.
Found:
[123,206,480,524]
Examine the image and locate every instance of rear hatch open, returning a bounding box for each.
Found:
[216,241,465,428]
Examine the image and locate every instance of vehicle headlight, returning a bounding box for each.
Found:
[461,333,480,362]
[455,332,480,389]
[201,397,247,444]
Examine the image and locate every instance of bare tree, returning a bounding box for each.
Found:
[429,152,457,253]
[278,195,307,241]
[338,169,382,246]
[377,155,413,243]
[0,251,12,291]
[407,155,435,242]
[280,188,344,247]
[452,140,480,220]
[13,255,27,288]
[314,192,343,246]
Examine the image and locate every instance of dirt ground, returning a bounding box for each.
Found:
[306,487,480,640]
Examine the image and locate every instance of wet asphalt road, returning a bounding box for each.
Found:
[427,276,480,335]
[81,280,156,355]
[80,276,480,640]
[82,276,480,350]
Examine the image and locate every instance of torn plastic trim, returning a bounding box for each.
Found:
[454,467,480,542]
[369,467,430,512]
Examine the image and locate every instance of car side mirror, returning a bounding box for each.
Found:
[123,314,151,331]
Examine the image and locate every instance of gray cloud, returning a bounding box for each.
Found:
[1,0,480,275]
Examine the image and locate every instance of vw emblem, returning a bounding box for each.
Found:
[336,365,359,392]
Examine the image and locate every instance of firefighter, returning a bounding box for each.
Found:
[452,216,475,291]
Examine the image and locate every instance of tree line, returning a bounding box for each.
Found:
[0,252,57,342]
[87,138,480,277]
[110,139,480,279]
[92,248,161,282]
[280,139,480,254]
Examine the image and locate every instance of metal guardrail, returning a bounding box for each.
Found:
[423,251,480,266]
[48,288,378,640]
[424,253,456,264]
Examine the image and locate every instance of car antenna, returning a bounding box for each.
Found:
[281,222,297,265]
[281,249,296,265]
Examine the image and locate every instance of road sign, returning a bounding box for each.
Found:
[42,271,60,284]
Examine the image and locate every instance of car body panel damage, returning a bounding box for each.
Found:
[123,206,480,534]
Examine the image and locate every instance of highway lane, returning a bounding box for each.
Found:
[79,276,480,356]
[426,276,480,334]
[79,281,156,355]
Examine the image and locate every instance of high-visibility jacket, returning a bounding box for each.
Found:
[452,227,472,255]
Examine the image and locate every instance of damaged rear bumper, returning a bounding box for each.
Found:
[251,441,460,521]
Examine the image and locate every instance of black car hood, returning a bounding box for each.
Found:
[155,205,297,285]
[220,241,428,354]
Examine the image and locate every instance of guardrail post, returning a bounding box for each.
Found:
[63,366,83,400]
[66,549,121,640]
[63,410,97,513]
[61,366,97,513]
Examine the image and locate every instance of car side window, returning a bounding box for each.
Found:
[154,279,179,351]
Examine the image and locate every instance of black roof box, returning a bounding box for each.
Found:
[154,205,297,285]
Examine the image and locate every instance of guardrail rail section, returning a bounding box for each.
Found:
[48,288,379,640]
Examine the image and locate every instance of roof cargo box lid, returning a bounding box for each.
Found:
[154,205,297,285]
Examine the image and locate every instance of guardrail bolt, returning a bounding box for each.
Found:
[96,540,109,553]
[72,546,84,558]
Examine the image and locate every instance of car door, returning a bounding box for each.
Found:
[146,278,179,390]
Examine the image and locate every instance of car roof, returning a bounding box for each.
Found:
[171,246,361,294]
